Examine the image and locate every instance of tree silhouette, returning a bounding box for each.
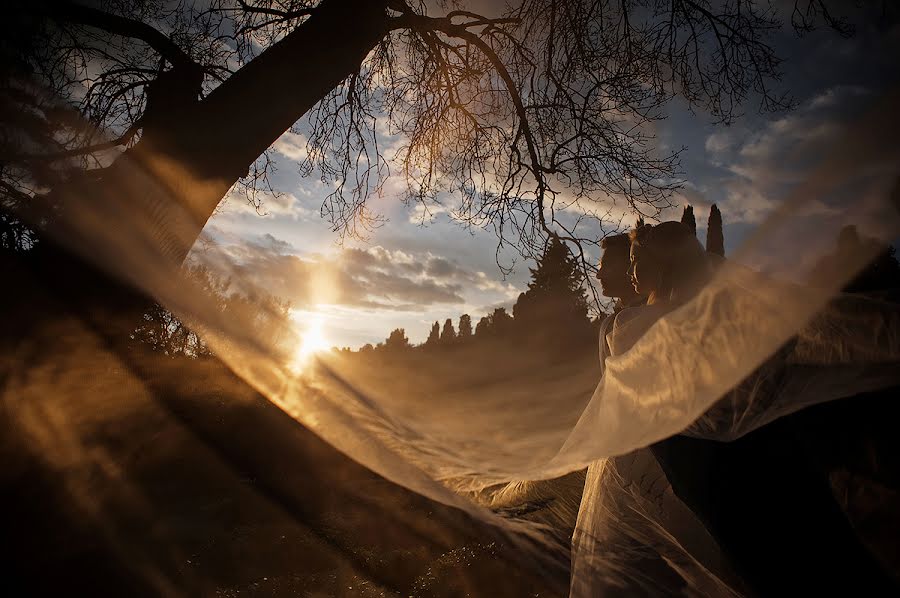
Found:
[475,315,491,337]
[493,308,514,335]
[1,0,846,271]
[707,204,725,256]
[808,225,900,295]
[474,307,515,339]
[458,314,473,340]
[384,327,410,351]
[440,318,456,344]
[513,236,589,342]
[681,205,697,237]
[132,263,291,358]
[425,320,440,347]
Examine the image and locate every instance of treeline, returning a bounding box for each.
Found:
[357,236,599,357]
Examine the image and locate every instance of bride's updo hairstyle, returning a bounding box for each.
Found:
[628,221,711,304]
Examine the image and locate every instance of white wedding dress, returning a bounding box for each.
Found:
[572,303,743,597]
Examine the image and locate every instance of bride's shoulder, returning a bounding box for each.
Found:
[612,305,646,330]
[609,303,672,355]
[610,306,652,355]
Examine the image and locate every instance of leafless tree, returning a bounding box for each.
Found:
[1,0,858,283]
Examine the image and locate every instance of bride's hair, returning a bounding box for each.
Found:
[629,221,711,303]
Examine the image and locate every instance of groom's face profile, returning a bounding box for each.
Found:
[598,239,632,299]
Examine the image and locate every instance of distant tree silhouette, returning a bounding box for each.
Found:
[384,328,410,351]
[680,205,697,236]
[359,343,375,354]
[425,321,440,347]
[458,314,473,340]
[513,236,589,344]
[474,307,514,339]
[490,307,514,337]
[475,315,492,337]
[491,307,513,336]
[808,225,900,296]
[707,204,725,256]
[440,318,456,344]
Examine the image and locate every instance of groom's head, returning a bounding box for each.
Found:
[598,233,639,300]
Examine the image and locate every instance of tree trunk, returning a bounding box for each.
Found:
[49,0,393,270]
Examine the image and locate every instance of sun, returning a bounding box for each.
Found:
[290,313,331,371]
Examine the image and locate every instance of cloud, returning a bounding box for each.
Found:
[408,201,448,224]
[189,236,509,312]
[222,190,317,220]
[272,131,309,162]
[703,84,899,225]
[704,130,737,163]
[425,256,465,278]
[257,232,295,254]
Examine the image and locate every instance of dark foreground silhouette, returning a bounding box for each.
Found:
[652,392,900,596]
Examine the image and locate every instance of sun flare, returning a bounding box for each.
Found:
[291,313,331,370]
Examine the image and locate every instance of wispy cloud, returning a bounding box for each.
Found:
[189,235,520,313]
[272,131,309,162]
[222,190,318,220]
[701,84,896,225]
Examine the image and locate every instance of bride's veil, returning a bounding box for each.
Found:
[5,77,900,594]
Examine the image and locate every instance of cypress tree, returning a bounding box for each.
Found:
[425,321,440,346]
[440,318,456,343]
[707,204,725,256]
[681,205,697,236]
[458,314,473,339]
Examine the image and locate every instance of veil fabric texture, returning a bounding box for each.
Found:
[5,82,900,595]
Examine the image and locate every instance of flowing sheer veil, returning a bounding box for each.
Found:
[5,81,900,594]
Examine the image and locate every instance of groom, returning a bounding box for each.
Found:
[596,232,644,373]
[597,232,642,308]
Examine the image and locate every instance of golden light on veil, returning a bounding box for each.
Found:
[290,311,331,371]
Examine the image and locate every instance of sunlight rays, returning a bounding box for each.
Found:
[290,312,331,372]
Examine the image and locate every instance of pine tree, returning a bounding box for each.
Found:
[681,205,697,236]
[707,204,725,256]
[513,236,589,333]
[510,236,592,350]
[440,318,456,344]
[425,321,440,347]
[458,314,473,339]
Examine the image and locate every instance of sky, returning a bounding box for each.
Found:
[190,3,900,350]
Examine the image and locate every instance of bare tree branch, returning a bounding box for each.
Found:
[30,1,199,71]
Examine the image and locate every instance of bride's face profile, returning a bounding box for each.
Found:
[628,243,661,298]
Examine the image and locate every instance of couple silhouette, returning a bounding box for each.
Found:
[573,220,898,597]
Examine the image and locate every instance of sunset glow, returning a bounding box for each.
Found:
[291,313,331,370]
